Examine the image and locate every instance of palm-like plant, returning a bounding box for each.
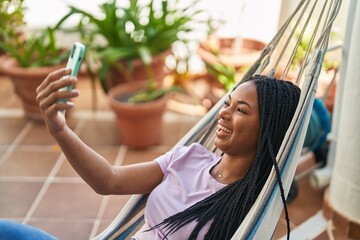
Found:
[0,0,26,55]
[0,0,69,68]
[56,0,209,103]
[0,26,69,67]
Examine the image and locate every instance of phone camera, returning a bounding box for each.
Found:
[71,45,77,58]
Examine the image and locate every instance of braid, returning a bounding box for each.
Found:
[150,75,300,240]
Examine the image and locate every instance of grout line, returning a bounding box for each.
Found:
[29,217,97,223]
[0,108,201,123]
[0,176,86,183]
[3,218,25,222]
[22,119,87,224]
[22,154,67,224]
[68,110,114,120]
[114,145,128,166]
[89,196,110,239]
[0,121,33,167]
[0,176,48,182]
[89,145,128,239]
[8,145,62,152]
[0,108,25,118]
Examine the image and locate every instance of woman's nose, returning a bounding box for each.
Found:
[219,107,231,120]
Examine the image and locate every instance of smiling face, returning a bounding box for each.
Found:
[214,81,260,157]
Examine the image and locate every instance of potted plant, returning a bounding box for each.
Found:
[0,0,26,75]
[0,25,71,122]
[57,0,210,147]
[197,35,266,73]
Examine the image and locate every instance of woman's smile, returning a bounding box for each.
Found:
[217,122,232,135]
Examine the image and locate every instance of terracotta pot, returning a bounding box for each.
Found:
[105,50,170,90]
[2,57,66,122]
[324,82,337,114]
[0,53,10,76]
[107,81,168,148]
[197,36,266,69]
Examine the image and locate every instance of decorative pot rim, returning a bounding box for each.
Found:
[1,57,66,78]
[107,80,169,111]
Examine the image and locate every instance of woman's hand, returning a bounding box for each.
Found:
[36,68,79,135]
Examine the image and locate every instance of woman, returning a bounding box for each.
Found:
[0,70,300,240]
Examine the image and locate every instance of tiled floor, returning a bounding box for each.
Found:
[0,74,342,239]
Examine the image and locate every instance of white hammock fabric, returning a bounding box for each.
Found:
[93,0,342,239]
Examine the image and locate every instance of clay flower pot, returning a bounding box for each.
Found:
[0,53,10,76]
[197,36,266,70]
[105,51,170,91]
[2,57,65,122]
[107,81,169,148]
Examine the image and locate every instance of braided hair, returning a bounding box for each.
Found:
[151,75,301,240]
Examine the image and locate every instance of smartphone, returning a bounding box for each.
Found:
[58,42,86,102]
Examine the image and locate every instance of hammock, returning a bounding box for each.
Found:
[93,0,342,239]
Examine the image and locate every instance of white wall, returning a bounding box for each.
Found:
[23,0,101,28]
[23,0,282,43]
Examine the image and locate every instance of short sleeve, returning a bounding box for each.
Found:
[154,145,189,177]
[154,148,175,175]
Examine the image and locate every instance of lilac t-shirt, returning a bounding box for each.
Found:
[132,143,225,240]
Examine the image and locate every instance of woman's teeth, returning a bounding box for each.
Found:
[218,125,232,133]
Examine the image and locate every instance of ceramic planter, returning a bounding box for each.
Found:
[107,81,168,148]
[0,53,10,76]
[105,51,170,91]
[197,36,266,70]
[2,57,65,122]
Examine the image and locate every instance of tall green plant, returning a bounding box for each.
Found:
[0,0,68,68]
[0,0,26,55]
[56,0,210,103]
[205,62,236,92]
[0,27,69,67]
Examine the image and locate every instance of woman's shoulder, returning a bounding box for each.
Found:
[172,142,217,159]
[156,143,219,174]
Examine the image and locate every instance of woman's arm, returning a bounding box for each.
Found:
[36,68,164,195]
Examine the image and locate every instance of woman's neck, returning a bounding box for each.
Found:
[212,154,254,184]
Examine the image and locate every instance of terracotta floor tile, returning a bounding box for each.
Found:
[122,146,171,166]
[332,229,349,240]
[315,228,348,240]
[72,85,110,111]
[77,119,121,146]
[29,220,94,240]
[19,123,58,146]
[295,151,317,175]
[0,80,14,108]
[56,146,120,177]
[32,182,103,219]
[0,148,59,177]
[102,194,132,220]
[95,219,113,237]
[0,75,13,87]
[0,118,28,145]
[286,177,325,226]
[314,230,328,240]
[159,113,198,147]
[159,120,183,146]
[0,182,43,218]
[72,77,111,111]
[2,94,23,109]
[64,118,80,131]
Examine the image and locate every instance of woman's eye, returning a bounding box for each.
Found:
[224,100,230,107]
[237,108,246,114]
